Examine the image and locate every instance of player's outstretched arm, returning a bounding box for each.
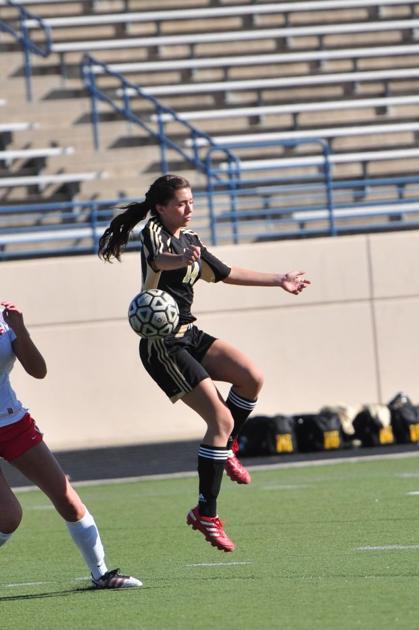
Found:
[223,267,311,295]
[1,301,47,379]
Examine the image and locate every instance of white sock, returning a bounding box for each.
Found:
[65,508,108,580]
[0,531,12,548]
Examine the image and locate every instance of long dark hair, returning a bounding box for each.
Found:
[98,174,191,261]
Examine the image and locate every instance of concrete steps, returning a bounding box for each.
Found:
[2,1,419,226]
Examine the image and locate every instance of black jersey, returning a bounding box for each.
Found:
[139,216,231,324]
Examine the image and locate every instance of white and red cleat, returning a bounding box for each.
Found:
[186,506,235,552]
[225,438,251,485]
[91,568,142,589]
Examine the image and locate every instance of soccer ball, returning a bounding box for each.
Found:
[128,289,179,338]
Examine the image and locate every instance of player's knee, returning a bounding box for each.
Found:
[225,415,235,438]
[252,368,264,394]
[214,410,234,441]
[0,502,22,534]
[242,366,264,397]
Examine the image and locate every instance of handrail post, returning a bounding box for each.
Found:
[190,129,201,170]
[82,56,100,150]
[156,106,168,174]
[91,200,99,253]
[19,13,33,102]
[321,140,336,236]
[204,149,218,246]
[226,157,239,245]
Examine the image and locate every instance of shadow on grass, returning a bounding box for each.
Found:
[0,585,148,602]
[0,587,94,602]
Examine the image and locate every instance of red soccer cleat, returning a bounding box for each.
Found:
[186,506,235,552]
[225,438,251,484]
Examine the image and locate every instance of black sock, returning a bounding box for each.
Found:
[198,444,229,517]
[226,388,257,450]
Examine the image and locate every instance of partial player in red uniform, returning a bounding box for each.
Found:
[99,174,310,552]
[0,301,141,589]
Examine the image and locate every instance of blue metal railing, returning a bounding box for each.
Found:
[0,193,212,260]
[81,55,238,175]
[2,171,418,260]
[0,198,114,260]
[0,0,52,101]
[201,139,419,244]
[204,138,335,244]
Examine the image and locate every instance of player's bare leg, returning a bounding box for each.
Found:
[0,468,22,548]
[11,442,141,588]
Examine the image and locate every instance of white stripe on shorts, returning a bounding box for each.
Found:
[154,339,193,396]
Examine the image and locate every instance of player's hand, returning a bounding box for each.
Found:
[1,301,26,332]
[279,272,311,295]
[182,245,201,265]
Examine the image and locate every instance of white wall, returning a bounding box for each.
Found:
[2,230,418,450]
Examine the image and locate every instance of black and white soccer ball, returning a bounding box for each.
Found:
[128,289,180,338]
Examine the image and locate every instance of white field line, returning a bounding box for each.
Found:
[356,544,419,551]
[3,581,48,588]
[186,562,252,567]
[406,491,419,496]
[2,576,89,589]
[261,484,310,490]
[12,449,419,494]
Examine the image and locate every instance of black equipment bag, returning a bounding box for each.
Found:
[352,404,394,447]
[293,412,342,453]
[237,415,297,456]
[388,392,419,444]
[319,405,358,449]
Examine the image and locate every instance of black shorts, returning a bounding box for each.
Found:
[139,324,216,402]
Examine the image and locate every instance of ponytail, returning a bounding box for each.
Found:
[98,201,148,262]
[99,174,191,262]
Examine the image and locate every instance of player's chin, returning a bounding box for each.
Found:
[183,215,192,225]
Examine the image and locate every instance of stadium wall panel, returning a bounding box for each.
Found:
[2,230,418,450]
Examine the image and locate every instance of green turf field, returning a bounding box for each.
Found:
[2,454,419,630]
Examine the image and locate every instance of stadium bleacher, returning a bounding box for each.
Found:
[0,146,75,168]
[90,42,419,77]
[22,18,419,73]
[1,0,419,256]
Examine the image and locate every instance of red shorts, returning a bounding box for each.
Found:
[0,413,44,462]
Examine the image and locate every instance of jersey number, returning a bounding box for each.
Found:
[182,262,200,285]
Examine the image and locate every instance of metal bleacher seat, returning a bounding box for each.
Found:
[0,146,75,168]
[0,171,108,200]
[217,147,419,178]
[91,42,419,77]
[0,0,105,4]
[118,66,419,99]
[0,122,39,133]
[22,15,419,75]
[151,94,419,124]
[184,121,419,149]
[0,121,41,151]
[21,0,419,30]
[292,201,419,223]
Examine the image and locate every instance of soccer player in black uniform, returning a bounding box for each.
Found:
[99,174,310,552]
